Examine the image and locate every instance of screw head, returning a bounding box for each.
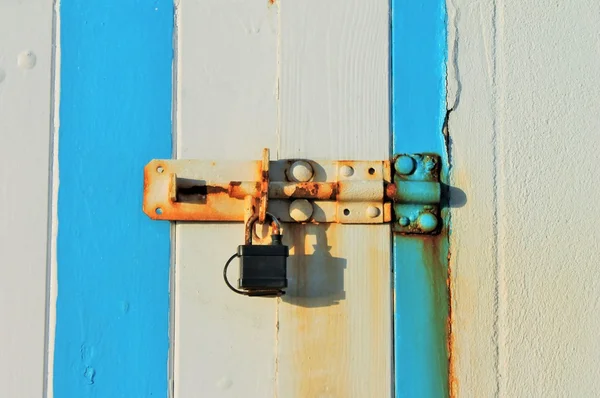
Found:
[289,199,313,222]
[417,213,438,233]
[395,155,416,175]
[398,216,410,227]
[366,206,380,218]
[287,160,314,182]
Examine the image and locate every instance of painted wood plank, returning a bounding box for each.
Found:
[278,1,392,396]
[445,2,498,396]
[0,1,54,396]
[173,1,279,397]
[391,0,450,396]
[53,2,173,397]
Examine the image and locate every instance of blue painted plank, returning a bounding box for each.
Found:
[391,0,449,397]
[54,2,173,397]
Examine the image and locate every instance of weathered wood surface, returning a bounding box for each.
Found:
[174,0,391,396]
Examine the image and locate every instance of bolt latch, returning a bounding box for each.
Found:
[143,149,442,234]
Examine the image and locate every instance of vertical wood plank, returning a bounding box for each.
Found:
[391,0,450,396]
[54,2,173,396]
[174,1,279,396]
[0,1,54,396]
[278,1,392,396]
[446,2,497,396]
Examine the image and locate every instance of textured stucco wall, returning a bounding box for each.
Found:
[447,0,600,396]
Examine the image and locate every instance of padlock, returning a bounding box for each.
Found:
[223,213,288,296]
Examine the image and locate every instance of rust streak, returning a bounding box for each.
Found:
[419,232,453,397]
[291,183,319,198]
[447,249,457,398]
[228,181,260,198]
[287,182,338,200]
[143,166,151,197]
[329,182,339,201]
[285,224,349,398]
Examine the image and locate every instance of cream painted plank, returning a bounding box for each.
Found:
[446,1,498,396]
[278,1,392,396]
[0,1,54,397]
[449,0,600,395]
[174,1,279,397]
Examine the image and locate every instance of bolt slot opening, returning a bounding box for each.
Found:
[155,207,163,215]
[156,166,164,173]
[368,167,375,175]
[343,209,350,216]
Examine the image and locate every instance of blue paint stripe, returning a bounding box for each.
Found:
[54,2,173,397]
[392,0,447,153]
[391,0,449,397]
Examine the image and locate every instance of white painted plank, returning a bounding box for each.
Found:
[449,0,600,395]
[0,1,54,397]
[278,1,392,396]
[174,1,279,397]
[446,1,498,396]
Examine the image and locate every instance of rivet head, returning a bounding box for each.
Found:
[417,213,438,232]
[366,206,380,218]
[287,160,313,182]
[340,165,354,177]
[395,155,416,175]
[289,199,313,222]
[398,216,410,227]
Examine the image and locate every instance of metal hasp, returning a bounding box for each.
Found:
[143,149,442,234]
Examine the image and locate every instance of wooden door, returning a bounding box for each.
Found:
[174,1,392,397]
[2,1,448,397]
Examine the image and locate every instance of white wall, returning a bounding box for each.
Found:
[448,0,600,396]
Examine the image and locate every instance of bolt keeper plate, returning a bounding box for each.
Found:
[143,158,392,224]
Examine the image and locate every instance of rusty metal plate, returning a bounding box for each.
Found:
[143,158,391,224]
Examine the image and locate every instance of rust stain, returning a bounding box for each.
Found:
[329,182,339,201]
[447,247,458,398]
[365,225,391,395]
[228,181,260,198]
[281,224,349,398]
[288,182,338,200]
[418,230,454,398]
[291,183,319,198]
[259,170,269,222]
[384,182,397,200]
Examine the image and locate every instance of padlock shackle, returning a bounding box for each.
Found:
[244,212,281,245]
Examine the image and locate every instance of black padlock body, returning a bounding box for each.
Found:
[237,244,288,291]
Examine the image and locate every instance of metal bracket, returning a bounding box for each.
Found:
[143,149,442,234]
[389,154,442,234]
